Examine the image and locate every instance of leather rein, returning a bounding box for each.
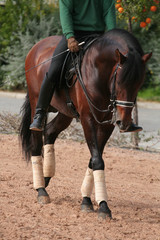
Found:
[73,58,135,125]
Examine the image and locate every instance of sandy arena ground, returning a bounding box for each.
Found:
[0,134,160,240]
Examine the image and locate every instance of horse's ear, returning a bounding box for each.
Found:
[142,52,152,63]
[115,49,127,64]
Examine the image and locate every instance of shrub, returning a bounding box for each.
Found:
[1,14,62,90]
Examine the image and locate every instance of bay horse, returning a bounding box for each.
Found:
[20,29,151,219]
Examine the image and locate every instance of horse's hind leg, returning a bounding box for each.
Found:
[31,131,51,204]
[43,112,72,188]
[32,113,72,204]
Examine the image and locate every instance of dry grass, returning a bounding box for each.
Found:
[0,112,159,152]
[0,112,21,134]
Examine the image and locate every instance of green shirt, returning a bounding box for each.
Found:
[59,0,116,39]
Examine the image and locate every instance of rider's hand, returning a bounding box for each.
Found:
[67,37,80,52]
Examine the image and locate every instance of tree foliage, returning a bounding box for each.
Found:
[0,0,61,89]
[0,0,56,52]
[115,0,160,87]
[116,0,159,31]
[1,15,61,90]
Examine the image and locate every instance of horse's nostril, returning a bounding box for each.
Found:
[116,120,121,126]
[116,120,126,130]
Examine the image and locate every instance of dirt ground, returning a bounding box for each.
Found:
[0,134,160,240]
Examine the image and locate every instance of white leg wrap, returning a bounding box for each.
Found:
[81,167,94,197]
[93,170,108,205]
[43,144,55,178]
[31,156,45,189]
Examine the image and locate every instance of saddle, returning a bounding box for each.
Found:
[59,35,99,119]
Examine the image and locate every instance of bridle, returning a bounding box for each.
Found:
[110,63,135,109]
[75,60,135,125]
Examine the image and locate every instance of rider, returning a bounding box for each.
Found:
[30,0,116,131]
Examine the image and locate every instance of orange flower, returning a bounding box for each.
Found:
[140,22,147,28]
[115,3,121,9]
[132,16,137,22]
[118,7,124,13]
[150,5,157,11]
[146,18,151,24]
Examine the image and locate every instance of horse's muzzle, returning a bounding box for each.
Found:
[116,120,143,133]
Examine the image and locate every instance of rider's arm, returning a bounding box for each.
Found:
[59,0,74,39]
[103,0,116,31]
[59,0,79,52]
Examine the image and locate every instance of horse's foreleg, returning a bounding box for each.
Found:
[81,119,114,219]
[31,131,50,204]
[43,113,72,188]
[93,169,111,219]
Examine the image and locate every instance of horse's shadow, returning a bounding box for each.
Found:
[113,199,160,224]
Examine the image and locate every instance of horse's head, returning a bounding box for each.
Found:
[111,48,152,132]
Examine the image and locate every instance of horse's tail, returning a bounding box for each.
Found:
[19,92,32,161]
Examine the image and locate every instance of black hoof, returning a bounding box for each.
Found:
[81,197,94,212]
[37,188,50,204]
[98,201,112,220]
[81,204,94,212]
[38,195,50,204]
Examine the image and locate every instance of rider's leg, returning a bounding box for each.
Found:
[30,36,68,131]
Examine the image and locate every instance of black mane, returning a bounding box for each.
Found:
[120,47,143,86]
[95,29,144,86]
[105,28,144,55]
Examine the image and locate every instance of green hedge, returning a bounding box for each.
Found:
[0,1,61,90]
[1,15,62,90]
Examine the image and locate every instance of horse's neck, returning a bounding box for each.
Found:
[81,47,114,98]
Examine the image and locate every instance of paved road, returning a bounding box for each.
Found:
[0,91,160,132]
[138,102,160,132]
[0,92,24,114]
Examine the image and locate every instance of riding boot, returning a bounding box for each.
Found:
[124,122,143,133]
[30,73,55,131]
[120,122,143,133]
[29,108,47,131]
